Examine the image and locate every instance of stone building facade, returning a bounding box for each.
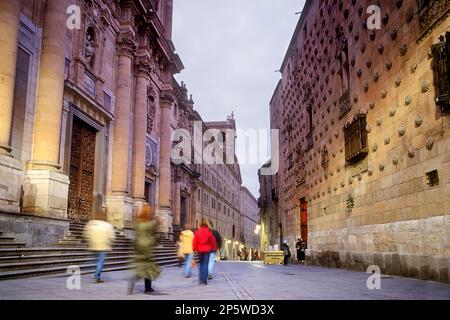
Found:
[240,186,260,251]
[263,0,450,282]
[0,0,250,249]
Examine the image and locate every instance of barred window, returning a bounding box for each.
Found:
[431,32,450,110]
[344,114,368,163]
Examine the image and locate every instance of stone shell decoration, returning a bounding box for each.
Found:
[415,114,423,127]
[398,126,406,137]
[421,80,431,93]
[404,95,412,106]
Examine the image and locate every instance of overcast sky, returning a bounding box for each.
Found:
[173,0,306,198]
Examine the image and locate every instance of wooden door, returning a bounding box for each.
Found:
[68,118,96,222]
[300,198,308,242]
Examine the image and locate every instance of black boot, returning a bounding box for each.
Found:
[144,279,154,294]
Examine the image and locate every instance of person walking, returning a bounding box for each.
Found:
[296,239,302,263]
[282,240,291,266]
[180,223,194,278]
[193,218,217,285]
[299,238,307,264]
[207,220,222,280]
[83,219,115,283]
[128,205,161,295]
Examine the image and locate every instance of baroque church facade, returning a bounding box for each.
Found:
[0,0,258,253]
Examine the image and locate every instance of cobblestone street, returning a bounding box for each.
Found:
[1,262,449,300]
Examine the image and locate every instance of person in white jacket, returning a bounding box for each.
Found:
[83,220,115,283]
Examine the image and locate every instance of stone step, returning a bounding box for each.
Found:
[0,237,15,242]
[0,246,176,257]
[0,242,26,248]
[0,257,180,280]
[0,251,175,264]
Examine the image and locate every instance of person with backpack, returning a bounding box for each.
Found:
[207,220,222,280]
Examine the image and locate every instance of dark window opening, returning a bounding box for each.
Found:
[426,170,439,187]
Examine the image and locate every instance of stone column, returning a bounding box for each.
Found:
[0,0,21,156]
[173,180,181,227]
[107,31,137,229]
[0,0,22,213]
[22,0,70,218]
[131,55,151,215]
[157,93,174,234]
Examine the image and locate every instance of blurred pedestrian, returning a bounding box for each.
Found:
[282,240,291,266]
[128,205,161,295]
[177,237,184,268]
[193,218,217,285]
[180,223,194,278]
[207,220,222,280]
[83,219,115,283]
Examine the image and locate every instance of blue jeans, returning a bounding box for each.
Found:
[208,251,216,275]
[184,254,193,277]
[198,252,210,284]
[95,251,106,280]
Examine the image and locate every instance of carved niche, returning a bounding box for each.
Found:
[147,85,156,134]
[417,0,450,37]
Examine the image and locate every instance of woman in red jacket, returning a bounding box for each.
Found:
[193,218,217,285]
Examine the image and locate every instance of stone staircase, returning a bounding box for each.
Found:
[0,221,179,280]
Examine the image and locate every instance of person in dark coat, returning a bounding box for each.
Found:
[193,218,217,285]
[298,238,306,264]
[207,220,222,280]
[128,205,161,295]
[282,240,291,266]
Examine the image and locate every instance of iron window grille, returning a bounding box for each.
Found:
[344,114,368,163]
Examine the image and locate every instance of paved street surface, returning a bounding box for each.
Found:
[0,261,449,300]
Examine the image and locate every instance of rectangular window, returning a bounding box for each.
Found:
[344,114,368,163]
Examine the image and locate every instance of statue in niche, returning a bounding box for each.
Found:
[85,30,95,67]
[147,86,156,134]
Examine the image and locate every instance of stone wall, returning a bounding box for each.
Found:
[270,0,450,282]
[0,212,69,247]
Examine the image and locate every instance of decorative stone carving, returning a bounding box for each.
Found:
[368,168,373,176]
[372,143,378,152]
[147,86,156,134]
[379,161,385,171]
[85,30,95,67]
[421,80,431,93]
[415,114,423,127]
[376,117,383,126]
[400,44,408,56]
[373,73,379,82]
[408,147,415,158]
[392,155,399,165]
[369,102,375,109]
[406,8,414,23]
[381,89,387,98]
[378,45,384,54]
[411,63,417,73]
[398,126,406,137]
[389,106,396,117]
[426,137,434,150]
[364,83,369,92]
[386,61,392,70]
[117,31,137,57]
[405,95,412,106]
[394,76,402,87]
[390,29,398,40]
[384,136,391,145]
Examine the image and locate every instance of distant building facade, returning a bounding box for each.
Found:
[240,186,259,252]
[261,0,450,282]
